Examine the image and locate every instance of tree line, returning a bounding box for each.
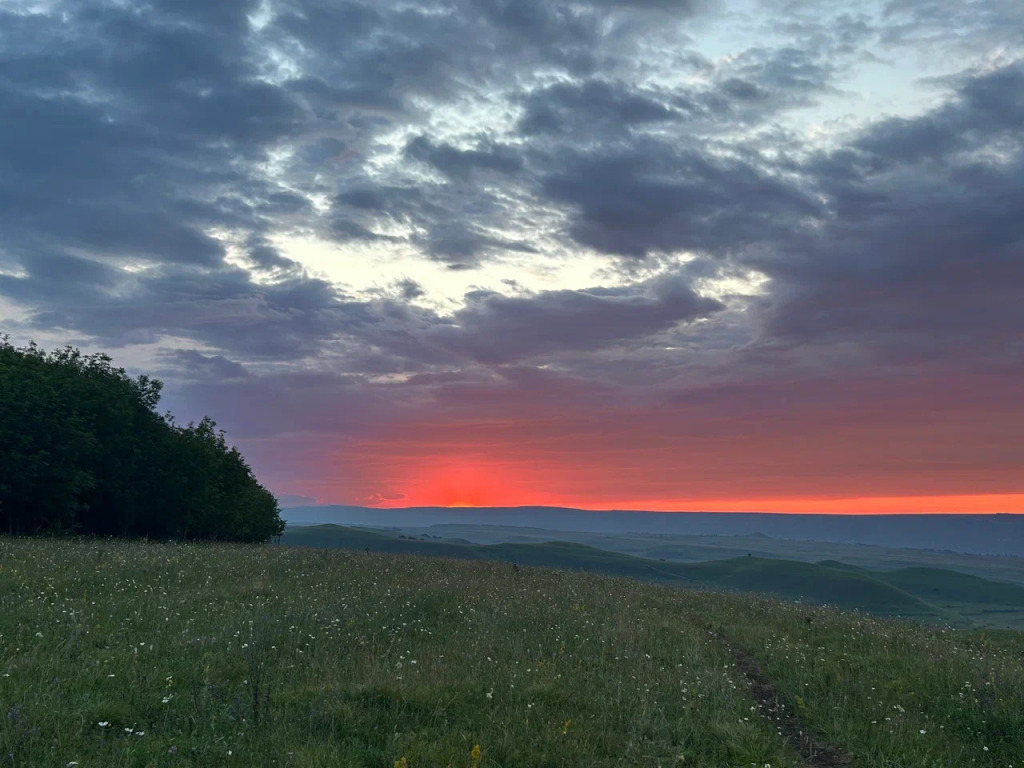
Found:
[0,338,283,541]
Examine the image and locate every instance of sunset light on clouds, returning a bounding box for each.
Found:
[1,0,1022,514]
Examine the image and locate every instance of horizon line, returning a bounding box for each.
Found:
[281,496,1024,516]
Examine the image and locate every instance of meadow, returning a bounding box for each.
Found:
[284,524,1024,629]
[1,538,1023,767]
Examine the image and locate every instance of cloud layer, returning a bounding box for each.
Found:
[2,0,1021,509]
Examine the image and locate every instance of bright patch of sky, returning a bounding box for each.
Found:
[266,0,1005,307]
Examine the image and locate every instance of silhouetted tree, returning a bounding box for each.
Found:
[0,338,283,540]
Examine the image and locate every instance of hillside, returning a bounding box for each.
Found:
[400,523,1024,587]
[2,537,1022,767]
[282,524,1024,627]
[283,505,1024,556]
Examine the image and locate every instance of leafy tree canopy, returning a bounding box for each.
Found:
[0,338,283,541]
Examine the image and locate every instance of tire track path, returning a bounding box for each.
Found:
[715,634,853,768]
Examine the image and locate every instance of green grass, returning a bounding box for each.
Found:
[2,537,1023,767]
[878,567,1024,606]
[283,525,1024,627]
[686,594,1024,767]
[386,523,1024,589]
[0,537,800,767]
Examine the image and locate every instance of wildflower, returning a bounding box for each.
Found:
[471,744,481,764]
[560,719,571,735]
[394,758,408,768]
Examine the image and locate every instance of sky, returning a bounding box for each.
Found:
[1,0,1022,513]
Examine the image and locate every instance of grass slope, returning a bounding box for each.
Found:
[0,538,803,767]
[403,524,1024,588]
[283,525,952,620]
[3,537,1023,768]
[880,567,1024,606]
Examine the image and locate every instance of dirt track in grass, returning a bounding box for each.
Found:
[718,636,853,768]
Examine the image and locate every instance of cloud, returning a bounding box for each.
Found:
[161,350,251,383]
[744,62,1024,369]
[880,0,1024,53]
[518,79,686,137]
[428,273,723,363]
[332,179,534,267]
[2,0,1023,506]
[7,262,366,360]
[852,63,1024,164]
[540,141,822,258]
[404,136,524,180]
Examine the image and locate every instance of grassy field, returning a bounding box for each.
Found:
[284,524,1024,629]
[393,523,1024,588]
[2,538,1023,767]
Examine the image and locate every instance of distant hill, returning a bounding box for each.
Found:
[879,567,1024,606]
[282,505,1024,556]
[279,524,1024,627]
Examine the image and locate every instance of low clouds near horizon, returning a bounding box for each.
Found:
[2,0,1022,511]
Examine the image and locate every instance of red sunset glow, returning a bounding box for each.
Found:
[254,368,1024,514]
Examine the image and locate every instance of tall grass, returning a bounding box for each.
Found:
[1,538,796,767]
[1,538,1022,767]
[679,593,1024,766]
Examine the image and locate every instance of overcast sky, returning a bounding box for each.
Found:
[2,0,1022,511]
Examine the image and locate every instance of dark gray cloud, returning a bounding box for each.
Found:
[518,79,686,137]
[0,0,315,340]
[541,142,822,258]
[162,349,251,383]
[517,47,836,140]
[5,262,367,360]
[332,178,533,267]
[852,64,1024,165]
[721,45,837,111]
[749,62,1024,367]
[404,136,524,180]
[881,0,1024,51]
[428,274,723,363]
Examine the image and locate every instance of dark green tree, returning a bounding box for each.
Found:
[0,338,283,540]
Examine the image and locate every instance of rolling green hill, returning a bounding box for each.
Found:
[279,524,1024,624]
[390,523,1024,587]
[880,566,1024,605]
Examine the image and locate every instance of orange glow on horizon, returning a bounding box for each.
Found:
[366,490,1024,515]
[308,406,1024,516]
[589,494,1024,515]
[403,458,543,509]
